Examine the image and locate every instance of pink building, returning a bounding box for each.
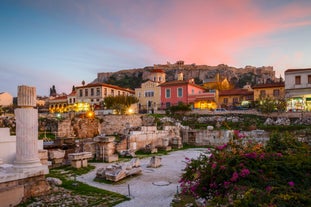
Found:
[159,75,216,109]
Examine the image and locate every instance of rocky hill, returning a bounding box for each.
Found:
[92,61,277,89]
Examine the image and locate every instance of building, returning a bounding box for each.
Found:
[285,68,311,111]
[203,73,232,91]
[159,73,216,110]
[0,92,13,106]
[48,95,69,113]
[219,86,253,109]
[75,82,135,107]
[252,82,285,101]
[135,69,165,113]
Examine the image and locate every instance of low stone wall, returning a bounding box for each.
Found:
[0,173,50,206]
[181,129,270,146]
[116,126,181,152]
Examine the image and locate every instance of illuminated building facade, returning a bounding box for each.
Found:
[75,82,135,109]
[285,68,311,112]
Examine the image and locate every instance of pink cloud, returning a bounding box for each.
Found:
[25,0,311,67]
[114,0,311,65]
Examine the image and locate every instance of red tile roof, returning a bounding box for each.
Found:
[219,89,253,96]
[159,80,205,90]
[252,82,284,89]
[75,82,134,94]
[151,69,165,73]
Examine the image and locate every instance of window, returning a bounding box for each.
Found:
[159,77,162,82]
[104,88,107,96]
[191,89,194,94]
[177,88,183,97]
[233,97,238,103]
[111,89,114,96]
[223,98,228,104]
[85,89,88,96]
[91,88,94,96]
[273,89,280,97]
[295,76,301,85]
[308,75,311,84]
[165,88,171,98]
[145,91,154,97]
[260,90,266,98]
[118,91,120,95]
[153,76,156,81]
[96,88,100,96]
[79,89,83,97]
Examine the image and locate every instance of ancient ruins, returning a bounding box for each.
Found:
[96,158,142,182]
[0,86,49,206]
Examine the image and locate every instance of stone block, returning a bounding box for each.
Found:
[0,185,24,207]
[81,159,88,167]
[49,149,65,159]
[71,160,82,168]
[104,154,119,163]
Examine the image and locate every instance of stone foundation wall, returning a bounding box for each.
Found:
[99,114,142,135]
[116,126,181,152]
[181,129,270,146]
[0,174,50,206]
[58,118,100,138]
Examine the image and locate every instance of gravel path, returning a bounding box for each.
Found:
[77,148,206,207]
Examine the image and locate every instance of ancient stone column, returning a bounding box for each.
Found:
[14,85,42,168]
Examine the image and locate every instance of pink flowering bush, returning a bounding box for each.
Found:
[179,131,311,206]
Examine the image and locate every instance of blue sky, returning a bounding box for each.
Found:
[1,0,311,97]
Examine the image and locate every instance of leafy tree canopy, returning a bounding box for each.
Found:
[103,95,138,114]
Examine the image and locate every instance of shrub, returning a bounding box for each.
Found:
[179,132,311,206]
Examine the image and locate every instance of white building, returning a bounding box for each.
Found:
[0,92,13,106]
[75,82,135,107]
[285,68,311,111]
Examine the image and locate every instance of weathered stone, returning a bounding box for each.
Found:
[148,156,161,168]
[96,158,142,182]
[68,152,92,169]
[46,177,62,186]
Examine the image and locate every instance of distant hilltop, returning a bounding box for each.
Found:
[92,61,277,89]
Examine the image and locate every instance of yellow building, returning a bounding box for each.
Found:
[252,82,285,101]
[203,74,232,91]
[219,87,253,109]
[135,69,165,113]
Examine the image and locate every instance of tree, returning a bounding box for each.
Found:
[256,96,286,113]
[103,95,138,114]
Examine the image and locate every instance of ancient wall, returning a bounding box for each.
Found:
[99,114,142,135]
[58,118,100,138]
[181,129,270,146]
[116,126,181,152]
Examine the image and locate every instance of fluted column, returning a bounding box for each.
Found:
[14,85,42,168]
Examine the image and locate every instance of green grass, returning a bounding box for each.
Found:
[19,165,130,207]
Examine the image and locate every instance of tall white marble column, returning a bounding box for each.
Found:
[14,85,42,168]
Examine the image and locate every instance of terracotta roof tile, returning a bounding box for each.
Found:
[252,82,284,89]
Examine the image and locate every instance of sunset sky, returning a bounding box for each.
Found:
[1,0,311,96]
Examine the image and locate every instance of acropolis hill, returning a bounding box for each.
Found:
[94,61,277,89]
